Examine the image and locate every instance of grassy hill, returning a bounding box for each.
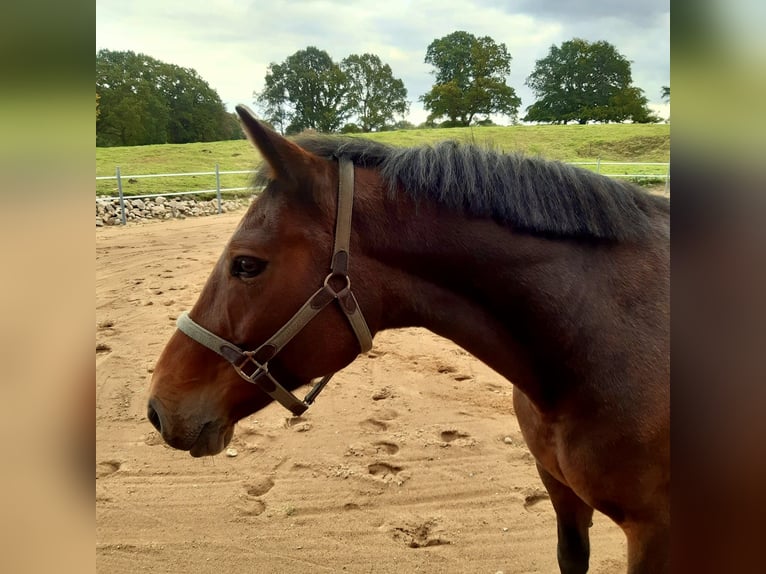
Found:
[96,123,669,197]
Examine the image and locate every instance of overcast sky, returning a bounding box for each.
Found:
[96,0,669,125]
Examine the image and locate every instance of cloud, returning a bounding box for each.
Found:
[479,0,669,26]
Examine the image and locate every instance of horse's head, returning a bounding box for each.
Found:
[147,107,378,457]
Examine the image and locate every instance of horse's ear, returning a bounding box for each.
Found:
[235,104,311,183]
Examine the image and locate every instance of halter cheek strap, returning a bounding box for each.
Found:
[175,158,372,416]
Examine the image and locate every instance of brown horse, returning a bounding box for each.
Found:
[148,106,669,573]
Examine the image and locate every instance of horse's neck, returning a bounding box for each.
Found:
[359,201,644,408]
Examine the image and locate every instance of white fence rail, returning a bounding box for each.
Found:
[96,160,669,225]
[96,165,257,224]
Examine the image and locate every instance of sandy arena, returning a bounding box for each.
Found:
[96,211,627,573]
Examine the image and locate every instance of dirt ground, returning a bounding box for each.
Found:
[96,210,627,573]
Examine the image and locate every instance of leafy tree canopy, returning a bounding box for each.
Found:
[96,49,232,146]
[420,31,521,126]
[257,48,408,134]
[257,47,352,134]
[341,53,409,132]
[524,39,659,124]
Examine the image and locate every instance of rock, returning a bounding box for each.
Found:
[225,448,238,457]
[95,196,249,225]
[503,436,513,445]
[96,218,103,227]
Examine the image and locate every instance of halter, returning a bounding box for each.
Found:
[175,158,373,416]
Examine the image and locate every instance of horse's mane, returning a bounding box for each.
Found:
[268,134,669,241]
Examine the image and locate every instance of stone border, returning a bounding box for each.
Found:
[96,196,252,226]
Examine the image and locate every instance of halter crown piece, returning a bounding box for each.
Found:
[175,158,372,415]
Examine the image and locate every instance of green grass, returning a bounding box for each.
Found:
[360,123,669,161]
[96,123,669,197]
[96,140,257,198]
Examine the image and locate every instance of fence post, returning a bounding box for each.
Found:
[116,166,127,225]
[664,163,670,195]
[596,157,601,174]
[215,163,222,214]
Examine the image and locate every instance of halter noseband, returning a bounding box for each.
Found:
[175,158,372,416]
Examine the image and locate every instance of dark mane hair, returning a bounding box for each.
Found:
[267,134,669,241]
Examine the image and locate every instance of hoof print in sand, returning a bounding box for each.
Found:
[284,416,312,432]
[236,477,274,517]
[391,518,451,548]
[245,476,275,497]
[236,498,266,516]
[96,460,121,478]
[369,461,410,485]
[373,441,400,455]
[360,418,388,432]
[439,429,469,442]
[523,488,550,509]
[368,461,403,478]
[439,429,476,447]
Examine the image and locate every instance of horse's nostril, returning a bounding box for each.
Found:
[147,400,162,433]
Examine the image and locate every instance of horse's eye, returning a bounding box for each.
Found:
[231,256,267,279]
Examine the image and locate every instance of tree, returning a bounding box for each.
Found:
[257,47,352,134]
[97,50,169,146]
[96,49,231,146]
[524,39,658,124]
[661,86,670,102]
[420,31,521,126]
[392,120,416,131]
[340,53,409,132]
[221,112,246,140]
[163,66,232,143]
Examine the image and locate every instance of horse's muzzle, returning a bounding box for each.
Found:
[147,397,231,456]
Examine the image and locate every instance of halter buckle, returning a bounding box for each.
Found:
[233,351,268,382]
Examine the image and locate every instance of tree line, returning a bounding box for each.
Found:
[96,50,243,147]
[96,32,661,146]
